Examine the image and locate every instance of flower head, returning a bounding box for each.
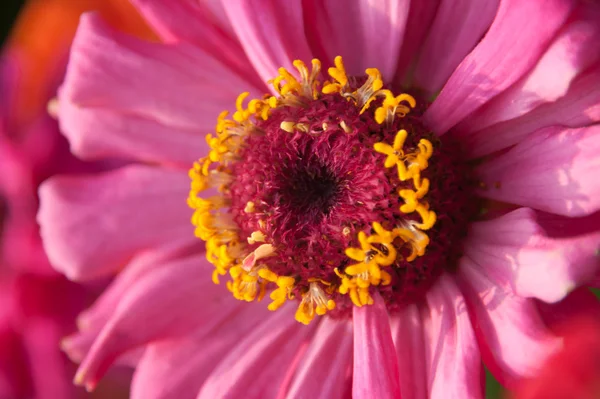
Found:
[39,1,600,398]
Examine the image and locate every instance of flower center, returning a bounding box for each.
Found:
[189,57,476,324]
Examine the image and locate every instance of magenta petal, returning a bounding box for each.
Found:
[394,1,440,82]
[129,0,263,89]
[304,0,409,78]
[22,319,75,399]
[352,291,400,399]
[457,257,562,388]
[477,125,600,217]
[220,0,314,85]
[390,305,427,399]
[197,305,317,399]
[286,318,353,399]
[537,287,600,334]
[455,3,600,138]
[413,0,500,95]
[59,13,262,164]
[465,208,600,303]
[73,254,235,390]
[422,274,482,398]
[131,303,270,399]
[458,65,600,158]
[38,165,190,281]
[76,237,200,331]
[424,0,575,135]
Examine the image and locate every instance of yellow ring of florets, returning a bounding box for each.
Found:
[188,56,436,324]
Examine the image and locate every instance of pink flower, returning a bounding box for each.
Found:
[0,51,91,399]
[511,313,600,399]
[39,1,600,398]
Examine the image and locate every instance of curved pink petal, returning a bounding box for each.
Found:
[458,64,600,158]
[457,256,562,388]
[59,13,261,164]
[465,208,600,303]
[412,0,500,95]
[390,304,427,399]
[353,291,400,399]
[59,103,203,167]
[303,0,409,78]
[424,0,575,135]
[220,0,314,85]
[477,125,600,217]
[285,318,353,399]
[422,274,482,398]
[394,1,441,83]
[455,3,600,137]
[131,302,270,399]
[72,254,236,391]
[129,0,263,89]
[76,237,201,331]
[38,164,190,281]
[197,305,317,399]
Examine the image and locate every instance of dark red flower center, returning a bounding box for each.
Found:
[189,57,477,323]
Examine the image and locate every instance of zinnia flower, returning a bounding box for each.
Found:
[40,1,600,398]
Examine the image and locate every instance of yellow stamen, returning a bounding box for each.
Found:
[259,269,296,311]
[227,265,268,302]
[374,92,416,124]
[339,120,351,133]
[244,201,255,213]
[295,282,336,325]
[323,56,348,94]
[280,121,296,133]
[242,243,276,271]
[247,231,266,244]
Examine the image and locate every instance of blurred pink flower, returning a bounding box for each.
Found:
[0,51,91,399]
[511,312,600,399]
[0,1,152,398]
[39,1,600,398]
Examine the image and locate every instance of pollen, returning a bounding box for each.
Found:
[188,56,474,324]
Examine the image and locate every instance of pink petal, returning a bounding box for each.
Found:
[73,254,236,390]
[465,208,600,303]
[394,1,440,83]
[412,0,500,95]
[422,274,482,398]
[129,0,264,89]
[423,0,575,135]
[285,318,353,399]
[390,305,428,399]
[352,291,400,399]
[457,256,562,388]
[131,302,271,399]
[197,305,317,399]
[220,0,314,85]
[59,13,261,165]
[58,102,204,167]
[457,64,600,158]
[476,125,600,217]
[38,165,191,281]
[303,0,410,78]
[76,236,201,331]
[22,319,74,399]
[455,3,600,138]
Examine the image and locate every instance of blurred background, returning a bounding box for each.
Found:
[0,1,153,398]
[0,1,599,399]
